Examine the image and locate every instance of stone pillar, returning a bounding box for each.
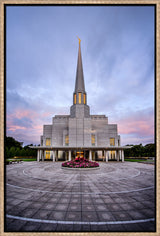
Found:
[56,150,58,161]
[93,151,95,161]
[115,150,117,160]
[42,150,45,161]
[40,150,42,161]
[103,150,105,161]
[121,150,124,162]
[103,150,105,160]
[89,150,92,161]
[69,150,71,161]
[108,151,111,159]
[119,150,121,161]
[37,150,40,162]
[117,150,120,161]
[50,151,53,160]
[53,151,55,162]
[65,151,67,161]
[102,150,104,161]
[105,151,109,162]
[41,150,43,161]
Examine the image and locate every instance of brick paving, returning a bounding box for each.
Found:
[5,161,155,232]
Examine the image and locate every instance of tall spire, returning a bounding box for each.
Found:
[70,38,90,118]
[74,37,85,93]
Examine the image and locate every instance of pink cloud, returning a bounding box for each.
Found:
[7,108,45,144]
[9,108,38,120]
[7,125,26,132]
[42,112,51,117]
[116,109,154,137]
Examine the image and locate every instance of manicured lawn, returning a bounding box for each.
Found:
[19,158,36,161]
[125,159,146,162]
[124,158,154,163]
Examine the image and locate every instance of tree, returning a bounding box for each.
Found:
[5,147,10,159]
[144,144,155,157]
[15,147,21,157]
[9,147,16,158]
[5,137,22,149]
[124,143,155,158]
[5,136,37,159]
[19,149,26,157]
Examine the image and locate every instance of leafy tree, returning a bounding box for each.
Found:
[5,136,38,159]
[124,143,155,158]
[23,144,37,157]
[20,149,26,157]
[15,147,21,157]
[5,147,10,159]
[5,136,22,149]
[8,147,16,158]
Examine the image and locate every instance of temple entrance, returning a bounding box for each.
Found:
[110,151,116,160]
[45,151,50,160]
[76,151,84,158]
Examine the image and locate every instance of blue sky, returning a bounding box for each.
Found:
[6,5,155,146]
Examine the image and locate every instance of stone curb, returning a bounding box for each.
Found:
[61,166,100,171]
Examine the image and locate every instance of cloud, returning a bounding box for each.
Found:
[114,107,154,145]
[6,6,154,146]
[6,105,71,145]
[7,108,42,144]
[121,134,154,146]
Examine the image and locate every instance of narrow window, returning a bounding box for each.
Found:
[46,138,51,146]
[65,135,69,146]
[110,138,115,146]
[83,94,86,104]
[91,134,95,146]
[74,94,76,104]
[78,93,81,104]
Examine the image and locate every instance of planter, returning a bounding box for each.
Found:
[62,157,99,169]
[61,166,100,171]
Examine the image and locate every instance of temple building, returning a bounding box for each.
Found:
[34,39,129,162]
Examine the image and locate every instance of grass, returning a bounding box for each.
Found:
[124,158,153,163]
[20,158,36,161]
[124,159,146,162]
[6,158,36,163]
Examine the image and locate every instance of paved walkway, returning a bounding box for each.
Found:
[5,161,155,232]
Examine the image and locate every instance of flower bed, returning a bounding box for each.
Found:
[62,156,99,168]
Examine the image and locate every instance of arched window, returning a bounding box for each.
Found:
[46,138,51,146]
[83,94,86,104]
[78,93,81,104]
[91,134,95,146]
[110,138,115,146]
[65,135,69,146]
[74,94,76,104]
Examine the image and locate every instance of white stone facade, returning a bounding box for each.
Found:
[37,41,126,161]
[41,115,120,149]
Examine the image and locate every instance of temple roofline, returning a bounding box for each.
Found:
[30,146,132,150]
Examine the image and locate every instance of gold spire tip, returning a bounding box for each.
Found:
[77,36,81,45]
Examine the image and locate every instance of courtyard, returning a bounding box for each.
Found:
[5,161,155,232]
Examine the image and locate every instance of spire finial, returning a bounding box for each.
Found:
[77,36,81,45]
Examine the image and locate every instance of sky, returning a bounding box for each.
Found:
[6,5,155,146]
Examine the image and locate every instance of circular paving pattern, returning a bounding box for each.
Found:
[6,161,155,232]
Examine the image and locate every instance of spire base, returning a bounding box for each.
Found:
[70,104,90,118]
